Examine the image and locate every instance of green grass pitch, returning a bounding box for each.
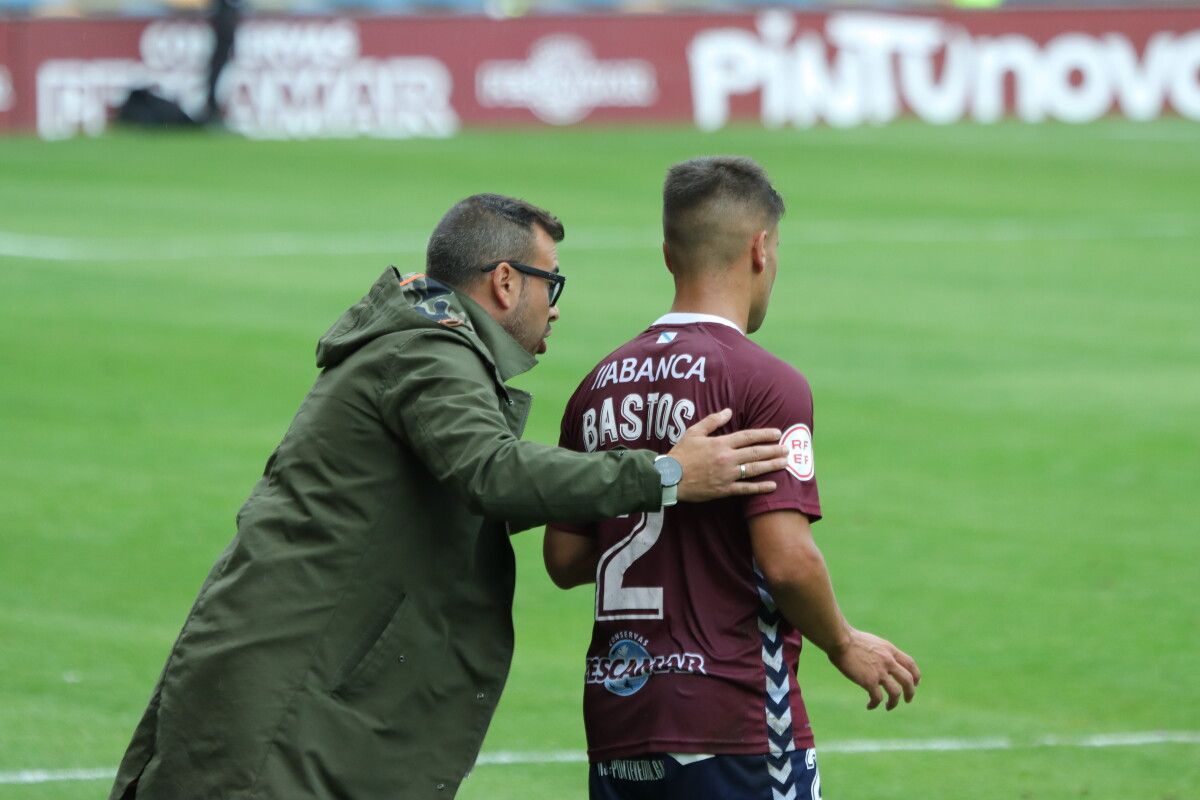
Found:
[1,120,1198,799]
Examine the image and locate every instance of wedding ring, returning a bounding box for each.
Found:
[738,464,747,480]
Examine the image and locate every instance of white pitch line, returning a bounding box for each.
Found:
[3,730,1196,785]
[476,750,589,765]
[1036,731,1200,748]
[0,231,430,262]
[1,215,1197,263]
[819,736,1014,754]
[793,218,1200,246]
[0,768,116,785]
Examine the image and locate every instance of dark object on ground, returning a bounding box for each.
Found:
[115,88,198,128]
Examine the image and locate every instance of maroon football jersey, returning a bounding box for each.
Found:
[556,314,823,761]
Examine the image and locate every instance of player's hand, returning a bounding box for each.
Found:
[827,629,921,711]
[668,409,788,502]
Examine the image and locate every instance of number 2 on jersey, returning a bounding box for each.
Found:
[595,511,664,621]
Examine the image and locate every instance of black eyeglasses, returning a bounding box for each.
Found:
[481,260,565,306]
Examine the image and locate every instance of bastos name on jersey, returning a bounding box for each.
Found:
[581,353,708,450]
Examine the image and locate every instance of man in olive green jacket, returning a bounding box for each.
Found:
[111,194,788,800]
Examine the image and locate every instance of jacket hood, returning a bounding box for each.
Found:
[315,268,537,381]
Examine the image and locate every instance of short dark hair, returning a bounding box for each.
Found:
[663,157,785,269]
[425,194,564,289]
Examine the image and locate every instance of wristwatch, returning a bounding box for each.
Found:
[653,455,683,508]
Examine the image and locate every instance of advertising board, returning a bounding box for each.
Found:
[1,9,1197,138]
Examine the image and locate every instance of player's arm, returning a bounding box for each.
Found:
[543,525,597,589]
[749,510,921,711]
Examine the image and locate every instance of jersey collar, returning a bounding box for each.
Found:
[651,312,745,336]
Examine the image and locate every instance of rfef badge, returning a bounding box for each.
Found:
[781,423,815,481]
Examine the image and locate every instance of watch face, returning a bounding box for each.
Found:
[655,456,683,486]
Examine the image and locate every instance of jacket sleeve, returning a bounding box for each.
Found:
[379,330,662,526]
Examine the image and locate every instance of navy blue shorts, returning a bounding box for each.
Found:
[589,750,821,800]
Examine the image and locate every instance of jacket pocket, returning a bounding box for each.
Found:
[330,592,411,697]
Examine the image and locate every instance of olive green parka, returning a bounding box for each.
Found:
[110,269,662,799]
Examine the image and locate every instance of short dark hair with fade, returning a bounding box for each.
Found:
[663,157,785,269]
[425,194,564,290]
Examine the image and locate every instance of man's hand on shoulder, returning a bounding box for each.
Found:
[826,629,921,711]
[669,409,788,502]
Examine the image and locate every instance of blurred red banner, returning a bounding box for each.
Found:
[2,8,1199,138]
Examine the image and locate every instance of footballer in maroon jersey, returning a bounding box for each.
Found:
[557,314,821,759]
[545,157,920,800]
